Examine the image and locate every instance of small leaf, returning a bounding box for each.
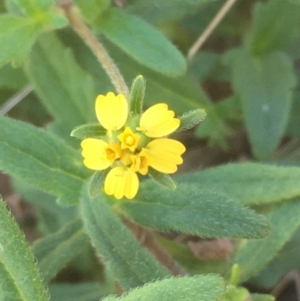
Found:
[8,0,54,15]
[0,197,50,301]
[73,0,110,22]
[177,109,206,132]
[71,124,106,139]
[129,75,146,116]
[233,50,296,159]
[0,14,42,67]
[33,218,89,282]
[102,275,225,301]
[88,170,108,198]
[95,8,186,76]
[0,64,27,89]
[234,199,300,282]
[176,162,300,205]
[251,294,275,301]
[249,0,300,55]
[148,168,176,190]
[80,184,170,290]
[0,115,88,205]
[120,183,270,239]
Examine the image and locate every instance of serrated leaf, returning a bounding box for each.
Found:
[129,75,146,116]
[0,115,88,205]
[177,109,206,132]
[25,32,96,138]
[95,8,186,76]
[103,275,224,301]
[234,199,300,282]
[33,218,89,282]
[148,168,176,190]
[176,162,300,205]
[80,184,170,290]
[120,183,270,239]
[0,15,42,67]
[233,50,296,159]
[0,197,50,301]
[249,0,300,55]
[71,123,106,140]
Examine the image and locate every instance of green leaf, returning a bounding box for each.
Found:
[251,227,300,289]
[0,64,27,89]
[148,168,176,190]
[177,109,207,132]
[49,283,113,301]
[251,294,275,301]
[80,184,170,290]
[88,170,108,198]
[8,0,54,15]
[71,123,106,140]
[0,15,42,67]
[32,218,89,282]
[95,8,186,76]
[0,115,88,205]
[73,0,110,22]
[129,75,146,116]
[233,199,300,282]
[120,183,270,239]
[233,50,296,159]
[103,275,225,301]
[26,32,96,137]
[176,162,300,205]
[0,197,50,301]
[249,0,300,55]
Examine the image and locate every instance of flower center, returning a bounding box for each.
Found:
[125,135,135,146]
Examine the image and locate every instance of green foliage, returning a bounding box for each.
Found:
[80,184,170,290]
[233,50,296,159]
[233,199,300,282]
[102,275,225,301]
[73,0,110,22]
[129,75,146,116]
[0,115,88,205]
[32,218,89,282]
[177,163,300,205]
[0,15,42,66]
[249,0,300,55]
[71,123,106,140]
[88,170,108,198]
[120,183,270,239]
[177,108,207,131]
[0,64,27,89]
[95,8,187,76]
[0,197,49,301]
[148,168,177,190]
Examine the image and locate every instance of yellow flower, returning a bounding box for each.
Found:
[140,139,185,173]
[104,166,139,199]
[81,139,121,170]
[95,92,128,131]
[138,103,180,137]
[118,127,140,152]
[79,92,186,200]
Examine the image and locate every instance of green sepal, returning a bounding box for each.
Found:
[89,170,109,198]
[148,168,176,190]
[177,109,207,132]
[224,285,250,301]
[129,75,146,116]
[71,123,106,139]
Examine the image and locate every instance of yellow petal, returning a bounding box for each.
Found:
[142,138,185,174]
[104,167,139,199]
[81,138,118,170]
[130,154,149,175]
[95,92,128,131]
[138,103,180,137]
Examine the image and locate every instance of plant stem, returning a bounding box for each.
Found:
[123,218,185,276]
[187,0,238,60]
[62,2,129,98]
